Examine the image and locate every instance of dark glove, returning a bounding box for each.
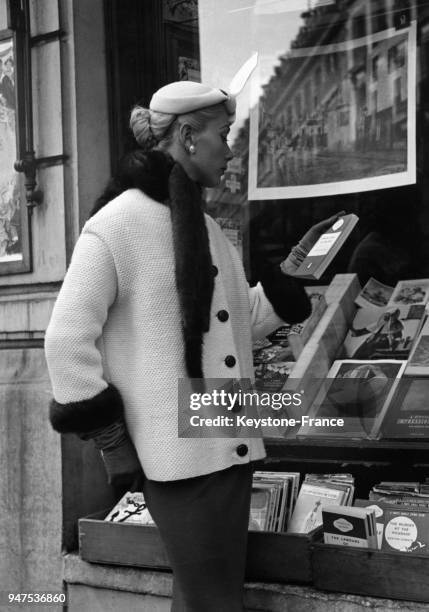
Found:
[80,419,144,488]
[281,211,346,274]
[297,211,346,252]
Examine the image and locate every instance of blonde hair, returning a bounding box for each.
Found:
[130,102,231,151]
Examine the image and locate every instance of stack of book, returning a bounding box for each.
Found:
[287,473,354,534]
[248,471,300,532]
[322,505,378,549]
[297,277,429,441]
[351,481,429,553]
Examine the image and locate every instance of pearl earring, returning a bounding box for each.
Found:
[189,144,196,154]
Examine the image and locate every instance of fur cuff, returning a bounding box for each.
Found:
[49,384,124,434]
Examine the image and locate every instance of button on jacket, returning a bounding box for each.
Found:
[45,189,301,481]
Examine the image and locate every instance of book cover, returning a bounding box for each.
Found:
[297,359,406,439]
[380,376,429,438]
[104,492,154,525]
[322,505,377,548]
[355,278,395,309]
[386,279,429,318]
[287,482,349,534]
[382,508,429,554]
[248,485,271,531]
[354,499,387,548]
[293,214,358,280]
[344,305,423,361]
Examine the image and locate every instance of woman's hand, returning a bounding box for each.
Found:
[298,211,346,252]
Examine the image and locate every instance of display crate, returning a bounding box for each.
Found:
[312,542,429,603]
[79,510,321,583]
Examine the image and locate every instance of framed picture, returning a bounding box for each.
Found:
[0,0,35,275]
[249,22,417,199]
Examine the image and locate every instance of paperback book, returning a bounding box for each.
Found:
[344,304,424,361]
[287,479,352,534]
[322,505,377,548]
[386,279,429,318]
[297,359,406,439]
[249,471,300,532]
[380,376,429,438]
[355,277,394,310]
[382,507,429,554]
[293,214,359,280]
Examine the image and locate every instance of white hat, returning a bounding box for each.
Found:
[150,81,236,118]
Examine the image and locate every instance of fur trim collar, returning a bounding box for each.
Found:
[99,149,214,378]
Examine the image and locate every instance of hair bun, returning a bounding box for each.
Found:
[130,105,158,150]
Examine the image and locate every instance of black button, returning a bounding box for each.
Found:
[217,310,229,322]
[225,355,236,368]
[212,265,218,277]
[236,444,248,457]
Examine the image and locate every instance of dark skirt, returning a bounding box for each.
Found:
[142,463,254,612]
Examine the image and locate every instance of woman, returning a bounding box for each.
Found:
[45,80,340,611]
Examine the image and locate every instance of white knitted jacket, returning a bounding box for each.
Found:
[45,188,286,481]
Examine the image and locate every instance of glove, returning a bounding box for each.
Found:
[80,419,144,488]
[281,211,346,275]
[297,211,346,252]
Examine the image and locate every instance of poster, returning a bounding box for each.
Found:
[249,22,417,199]
[0,39,21,264]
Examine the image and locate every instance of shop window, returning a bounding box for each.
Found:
[106,0,429,463]
[0,0,39,275]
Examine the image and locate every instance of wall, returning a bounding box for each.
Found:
[0,0,112,595]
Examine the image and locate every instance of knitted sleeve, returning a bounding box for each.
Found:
[45,230,123,434]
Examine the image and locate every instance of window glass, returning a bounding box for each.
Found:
[195,0,427,291]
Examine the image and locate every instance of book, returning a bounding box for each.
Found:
[254,361,295,393]
[287,481,350,533]
[297,359,406,439]
[354,499,387,548]
[250,471,299,532]
[304,473,355,505]
[382,507,429,554]
[386,279,429,318]
[104,492,154,525]
[322,505,378,548]
[248,485,272,531]
[355,277,395,309]
[344,304,424,361]
[380,376,429,438]
[293,214,358,280]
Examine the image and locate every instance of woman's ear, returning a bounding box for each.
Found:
[178,122,194,152]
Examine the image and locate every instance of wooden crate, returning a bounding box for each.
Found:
[312,542,429,603]
[79,510,320,583]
